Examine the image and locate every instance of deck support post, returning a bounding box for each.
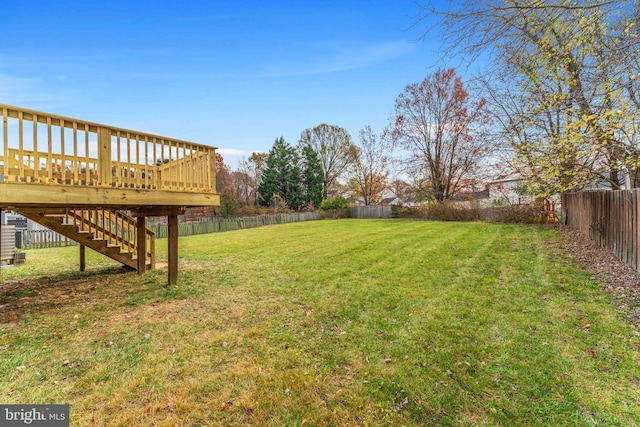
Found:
[137,216,146,274]
[79,245,85,272]
[168,214,178,285]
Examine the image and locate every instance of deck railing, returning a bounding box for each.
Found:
[0,104,216,193]
[66,208,155,268]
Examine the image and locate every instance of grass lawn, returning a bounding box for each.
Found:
[1,219,639,426]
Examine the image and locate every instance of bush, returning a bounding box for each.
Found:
[235,205,273,216]
[320,196,349,210]
[485,204,549,224]
[319,208,351,219]
[358,200,553,224]
[219,189,238,218]
[391,206,411,218]
[421,201,482,221]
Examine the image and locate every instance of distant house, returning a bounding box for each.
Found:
[458,174,533,206]
[4,212,47,231]
[353,188,412,206]
[582,171,629,191]
[484,176,532,206]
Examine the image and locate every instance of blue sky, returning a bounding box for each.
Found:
[1,0,447,167]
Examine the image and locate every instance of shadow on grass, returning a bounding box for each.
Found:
[0,264,196,325]
[0,266,135,324]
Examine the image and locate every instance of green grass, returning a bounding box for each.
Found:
[1,220,639,426]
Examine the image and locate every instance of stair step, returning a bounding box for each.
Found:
[60,224,83,232]
[44,216,65,223]
[18,208,153,272]
[106,246,133,255]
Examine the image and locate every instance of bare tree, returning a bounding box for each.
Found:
[230,165,256,206]
[298,124,356,198]
[228,152,268,207]
[392,68,490,201]
[347,126,391,205]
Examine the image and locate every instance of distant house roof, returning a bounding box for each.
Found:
[382,197,397,205]
[487,176,523,186]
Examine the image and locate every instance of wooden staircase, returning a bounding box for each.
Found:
[16,208,155,271]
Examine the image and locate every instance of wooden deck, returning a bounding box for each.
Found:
[0,104,221,283]
[0,104,220,209]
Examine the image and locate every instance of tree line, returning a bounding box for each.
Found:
[215,0,634,215]
[215,67,491,216]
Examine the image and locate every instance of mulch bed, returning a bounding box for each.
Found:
[551,224,640,328]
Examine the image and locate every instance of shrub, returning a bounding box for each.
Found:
[304,201,317,212]
[236,205,273,216]
[219,189,238,218]
[320,196,349,210]
[387,201,554,224]
[486,204,549,224]
[421,201,482,221]
[320,208,351,219]
[391,206,411,218]
[271,194,291,214]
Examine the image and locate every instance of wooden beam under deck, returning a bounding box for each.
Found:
[0,182,220,209]
[130,206,186,217]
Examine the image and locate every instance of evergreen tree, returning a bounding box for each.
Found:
[219,188,238,218]
[300,144,323,208]
[257,137,305,210]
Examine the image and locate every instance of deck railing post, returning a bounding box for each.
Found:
[98,127,112,186]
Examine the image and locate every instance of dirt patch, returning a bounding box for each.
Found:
[0,268,126,324]
[551,224,640,328]
[153,262,205,271]
[98,297,203,332]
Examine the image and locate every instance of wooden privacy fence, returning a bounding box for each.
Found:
[562,190,640,271]
[19,212,320,248]
[349,205,392,219]
[152,212,320,238]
